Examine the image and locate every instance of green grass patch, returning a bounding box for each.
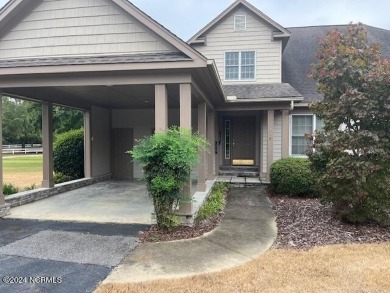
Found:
[3,155,43,173]
[196,182,229,221]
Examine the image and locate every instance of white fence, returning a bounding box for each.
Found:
[2,144,43,155]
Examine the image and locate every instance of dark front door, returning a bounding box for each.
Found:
[224,116,256,166]
[113,128,133,179]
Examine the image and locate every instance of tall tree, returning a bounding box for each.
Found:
[2,98,41,146]
[309,24,390,225]
[26,103,84,136]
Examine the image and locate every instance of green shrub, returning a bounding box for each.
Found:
[54,128,84,180]
[3,183,19,195]
[53,172,73,184]
[196,182,228,221]
[23,183,37,191]
[131,127,207,230]
[270,158,316,197]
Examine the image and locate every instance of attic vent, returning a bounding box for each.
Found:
[234,15,246,31]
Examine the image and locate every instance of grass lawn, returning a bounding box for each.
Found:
[97,243,390,293]
[3,154,43,189]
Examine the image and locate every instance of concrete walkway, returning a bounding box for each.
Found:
[103,187,277,284]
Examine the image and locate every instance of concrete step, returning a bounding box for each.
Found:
[219,166,259,172]
[218,170,259,177]
[216,176,264,186]
[218,166,259,178]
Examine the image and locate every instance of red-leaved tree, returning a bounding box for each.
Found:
[309,24,390,224]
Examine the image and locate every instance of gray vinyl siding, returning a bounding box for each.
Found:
[273,112,282,161]
[193,6,282,84]
[0,0,177,59]
[112,109,198,179]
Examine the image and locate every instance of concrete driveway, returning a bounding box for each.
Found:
[6,180,154,225]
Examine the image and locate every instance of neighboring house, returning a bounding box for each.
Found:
[0,0,389,214]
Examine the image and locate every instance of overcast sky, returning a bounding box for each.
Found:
[0,0,389,41]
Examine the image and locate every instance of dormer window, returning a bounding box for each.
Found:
[234,15,246,31]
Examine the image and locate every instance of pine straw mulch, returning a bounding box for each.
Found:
[138,211,226,243]
[271,195,390,250]
[138,190,390,248]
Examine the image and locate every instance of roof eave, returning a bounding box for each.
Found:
[227,97,304,103]
[207,60,226,102]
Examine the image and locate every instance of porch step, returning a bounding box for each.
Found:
[218,166,259,178]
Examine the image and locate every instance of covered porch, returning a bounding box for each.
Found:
[0,62,223,219]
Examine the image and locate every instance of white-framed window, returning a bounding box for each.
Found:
[234,15,246,31]
[290,114,324,156]
[225,51,255,81]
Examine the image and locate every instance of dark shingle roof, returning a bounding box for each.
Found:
[282,25,390,103]
[223,83,303,100]
[0,52,191,68]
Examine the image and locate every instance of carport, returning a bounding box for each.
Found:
[5,180,154,224]
[0,0,224,218]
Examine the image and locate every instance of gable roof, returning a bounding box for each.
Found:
[188,0,290,45]
[0,0,207,65]
[282,25,390,103]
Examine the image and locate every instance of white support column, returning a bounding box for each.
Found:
[42,102,54,188]
[84,110,92,178]
[267,110,275,181]
[179,83,192,215]
[207,110,216,180]
[197,102,207,191]
[0,93,10,217]
[155,84,168,133]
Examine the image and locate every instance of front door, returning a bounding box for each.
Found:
[224,117,256,166]
[113,128,133,179]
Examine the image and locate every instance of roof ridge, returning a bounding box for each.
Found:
[287,24,390,32]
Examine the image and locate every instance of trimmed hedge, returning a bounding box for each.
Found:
[270,158,316,197]
[54,128,84,180]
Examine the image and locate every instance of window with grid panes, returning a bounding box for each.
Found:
[225,51,255,81]
[291,115,324,155]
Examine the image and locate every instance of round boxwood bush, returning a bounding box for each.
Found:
[54,128,84,180]
[270,158,316,197]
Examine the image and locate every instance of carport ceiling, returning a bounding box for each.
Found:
[3,84,203,110]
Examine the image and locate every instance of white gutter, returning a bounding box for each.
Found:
[226,97,304,103]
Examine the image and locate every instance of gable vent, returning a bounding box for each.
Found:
[234,15,246,31]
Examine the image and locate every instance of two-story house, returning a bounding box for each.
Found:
[0,0,389,216]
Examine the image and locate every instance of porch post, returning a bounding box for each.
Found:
[0,93,10,217]
[281,110,290,158]
[179,83,192,214]
[42,102,54,188]
[197,102,207,191]
[267,110,275,181]
[155,84,168,133]
[207,110,216,180]
[84,110,92,178]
